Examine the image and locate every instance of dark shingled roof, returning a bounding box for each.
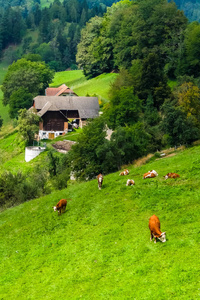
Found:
[34,96,99,119]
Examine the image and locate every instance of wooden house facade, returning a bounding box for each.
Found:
[33,95,99,139]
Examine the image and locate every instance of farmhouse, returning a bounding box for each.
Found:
[33,95,99,140]
[45,84,78,97]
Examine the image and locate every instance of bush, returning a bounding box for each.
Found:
[0,167,49,208]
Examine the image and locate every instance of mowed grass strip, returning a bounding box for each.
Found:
[0,145,200,299]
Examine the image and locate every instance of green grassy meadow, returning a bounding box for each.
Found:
[51,71,118,102]
[0,145,200,299]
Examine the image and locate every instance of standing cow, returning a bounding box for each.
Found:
[149,215,166,243]
[52,199,67,215]
[97,173,103,190]
[164,173,180,179]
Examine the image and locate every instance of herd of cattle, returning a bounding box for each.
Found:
[52,168,180,244]
[97,169,180,189]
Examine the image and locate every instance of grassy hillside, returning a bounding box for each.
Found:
[51,71,118,103]
[0,127,82,174]
[0,145,200,299]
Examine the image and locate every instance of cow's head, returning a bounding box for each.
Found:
[158,232,166,243]
[52,206,57,212]
[164,174,169,179]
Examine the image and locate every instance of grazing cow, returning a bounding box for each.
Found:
[120,169,129,176]
[164,173,180,179]
[52,199,67,215]
[143,170,158,179]
[97,173,103,190]
[126,179,135,186]
[149,215,166,243]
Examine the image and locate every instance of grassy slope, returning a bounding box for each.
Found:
[51,71,118,102]
[0,127,82,174]
[0,145,200,299]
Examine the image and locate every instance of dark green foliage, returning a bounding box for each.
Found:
[138,53,172,108]
[9,88,33,119]
[105,86,143,129]
[161,99,200,146]
[47,149,59,177]
[143,95,161,127]
[68,118,150,179]
[17,108,42,146]
[2,58,54,106]
[0,168,48,207]
[110,123,150,167]
[68,117,107,180]
[183,22,200,77]
[77,0,187,78]
[0,116,3,129]
[47,149,70,189]
[0,0,109,69]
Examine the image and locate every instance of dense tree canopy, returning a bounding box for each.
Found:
[2,58,54,108]
[76,0,188,78]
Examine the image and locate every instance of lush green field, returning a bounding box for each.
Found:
[0,144,200,299]
[51,71,118,102]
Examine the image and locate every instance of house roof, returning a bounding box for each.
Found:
[45,84,77,96]
[34,96,99,119]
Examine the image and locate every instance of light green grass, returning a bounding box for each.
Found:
[50,70,85,88]
[0,145,200,299]
[0,128,82,174]
[51,71,118,102]
[73,73,118,102]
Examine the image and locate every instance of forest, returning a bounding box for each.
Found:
[2,0,200,183]
[67,0,200,179]
[0,0,112,70]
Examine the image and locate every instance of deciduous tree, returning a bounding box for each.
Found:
[17,108,41,146]
[2,58,54,106]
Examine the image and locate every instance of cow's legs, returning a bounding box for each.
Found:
[150,232,153,242]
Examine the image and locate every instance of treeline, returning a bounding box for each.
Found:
[174,0,200,22]
[0,0,108,70]
[0,0,119,9]
[68,0,200,179]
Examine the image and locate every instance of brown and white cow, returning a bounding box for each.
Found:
[126,179,135,186]
[143,170,158,179]
[120,169,129,176]
[52,199,67,215]
[97,173,103,190]
[149,215,166,243]
[164,173,180,179]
